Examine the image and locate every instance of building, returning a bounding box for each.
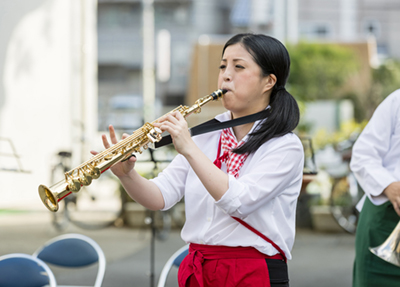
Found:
[97,0,232,131]
[0,0,97,209]
[298,0,400,60]
[97,0,400,132]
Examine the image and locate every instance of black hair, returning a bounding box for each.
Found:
[222,33,300,154]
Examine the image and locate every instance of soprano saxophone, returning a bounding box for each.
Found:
[39,89,226,212]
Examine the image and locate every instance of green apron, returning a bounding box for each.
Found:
[353,197,400,287]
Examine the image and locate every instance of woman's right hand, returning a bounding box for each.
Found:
[90,125,137,178]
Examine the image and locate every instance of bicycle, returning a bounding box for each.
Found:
[50,151,125,231]
[0,137,30,173]
[328,134,364,234]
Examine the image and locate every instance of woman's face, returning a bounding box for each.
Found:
[218,43,274,118]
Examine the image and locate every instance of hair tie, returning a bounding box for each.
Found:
[275,86,285,92]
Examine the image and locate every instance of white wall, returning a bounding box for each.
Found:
[0,0,97,210]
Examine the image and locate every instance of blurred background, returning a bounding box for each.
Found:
[1,0,400,286]
[1,0,400,228]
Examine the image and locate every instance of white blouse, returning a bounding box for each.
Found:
[350,89,400,210]
[151,111,304,260]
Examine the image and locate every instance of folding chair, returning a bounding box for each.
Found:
[33,233,106,287]
[0,253,56,287]
[157,244,189,287]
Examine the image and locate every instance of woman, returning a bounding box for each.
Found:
[96,33,304,287]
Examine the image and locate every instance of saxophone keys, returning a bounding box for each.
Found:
[67,177,81,193]
[104,153,114,160]
[132,145,144,154]
[79,173,92,186]
[147,127,162,143]
[90,166,101,179]
[83,165,101,180]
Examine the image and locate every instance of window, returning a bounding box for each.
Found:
[363,19,380,39]
[300,23,332,40]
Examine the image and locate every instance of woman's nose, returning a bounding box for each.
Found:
[222,70,232,81]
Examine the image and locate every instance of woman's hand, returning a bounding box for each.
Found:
[383,181,400,216]
[90,125,137,178]
[153,111,196,156]
[155,111,229,201]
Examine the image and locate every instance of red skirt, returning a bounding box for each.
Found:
[178,243,285,287]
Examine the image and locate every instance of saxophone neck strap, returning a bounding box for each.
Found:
[154,109,269,148]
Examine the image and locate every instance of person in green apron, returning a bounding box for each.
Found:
[350,89,400,287]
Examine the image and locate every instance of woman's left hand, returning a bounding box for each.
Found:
[153,111,194,156]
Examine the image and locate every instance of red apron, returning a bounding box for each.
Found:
[178,243,284,287]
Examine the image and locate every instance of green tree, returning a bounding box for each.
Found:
[287,42,360,102]
[364,60,400,119]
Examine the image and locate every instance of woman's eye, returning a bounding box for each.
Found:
[235,65,244,69]
[219,65,226,69]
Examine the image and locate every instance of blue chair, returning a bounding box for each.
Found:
[33,233,106,287]
[157,244,189,287]
[0,253,57,287]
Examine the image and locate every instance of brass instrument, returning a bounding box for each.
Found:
[369,220,400,267]
[39,89,226,212]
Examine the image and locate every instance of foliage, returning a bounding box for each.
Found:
[364,59,400,119]
[294,100,312,134]
[312,119,368,151]
[287,42,360,102]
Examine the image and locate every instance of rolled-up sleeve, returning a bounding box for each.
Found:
[150,154,190,210]
[350,91,400,205]
[215,134,304,218]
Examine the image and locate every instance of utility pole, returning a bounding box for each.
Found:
[273,0,286,42]
[142,0,156,123]
[287,0,299,44]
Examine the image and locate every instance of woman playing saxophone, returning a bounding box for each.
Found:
[94,33,303,287]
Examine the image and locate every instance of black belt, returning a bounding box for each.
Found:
[266,258,289,286]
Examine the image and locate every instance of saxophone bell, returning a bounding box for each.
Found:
[38,182,70,212]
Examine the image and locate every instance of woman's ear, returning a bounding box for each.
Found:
[263,74,277,93]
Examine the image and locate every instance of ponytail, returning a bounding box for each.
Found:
[233,88,300,154]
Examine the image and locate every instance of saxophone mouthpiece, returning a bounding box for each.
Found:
[210,89,227,100]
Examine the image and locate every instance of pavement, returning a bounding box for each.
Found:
[0,211,356,287]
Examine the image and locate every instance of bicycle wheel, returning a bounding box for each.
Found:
[330,172,361,234]
[50,162,71,231]
[51,200,69,231]
[67,174,125,230]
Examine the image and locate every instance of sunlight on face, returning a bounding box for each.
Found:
[218,43,272,118]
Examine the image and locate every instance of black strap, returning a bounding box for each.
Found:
[155,109,269,148]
